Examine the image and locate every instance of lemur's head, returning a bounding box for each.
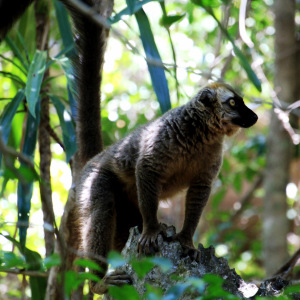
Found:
[197,82,258,136]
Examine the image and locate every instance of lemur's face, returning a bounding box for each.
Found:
[216,84,258,128]
[197,82,258,136]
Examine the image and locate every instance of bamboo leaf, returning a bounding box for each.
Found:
[0,90,25,144]
[0,90,25,167]
[0,71,25,86]
[4,37,29,70]
[17,102,40,250]
[53,0,76,58]
[25,50,47,118]
[160,14,185,27]
[109,0,163,24]
[126,0,136,15]
[135,9,171,113]
[50,95,77,162]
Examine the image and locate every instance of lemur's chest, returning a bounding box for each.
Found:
[159,145,223,199]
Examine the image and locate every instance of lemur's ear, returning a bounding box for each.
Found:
[199,88,217,107]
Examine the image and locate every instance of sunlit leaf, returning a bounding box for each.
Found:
[109,0,163,24]
[0,233,43,270]
[0,71,25,86]
[160,14,185,27]
[74,258,102,271]
[0,251,26,269]
[108,251,127,268]
[78,272,101,282]
[4,37,29,69]
[191,0,221,7]
[25,50,47,118]
[135,8,171,113]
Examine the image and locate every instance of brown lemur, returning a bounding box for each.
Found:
[78,84,258,294]
[0,0,258,295]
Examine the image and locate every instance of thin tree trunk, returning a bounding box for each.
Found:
[35,0,55,257]
[262,0,297,276]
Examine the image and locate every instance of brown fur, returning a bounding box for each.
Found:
[76,83,258,294]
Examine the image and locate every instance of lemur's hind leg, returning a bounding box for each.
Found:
[114,189,143,251]
[79,171,131,294]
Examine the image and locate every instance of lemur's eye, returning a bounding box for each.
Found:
[229,99,235,106]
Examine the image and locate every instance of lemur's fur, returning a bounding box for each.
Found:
[0,1,258,295]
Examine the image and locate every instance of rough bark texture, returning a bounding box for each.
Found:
[35,0,55,257]
[262,0,297,276]
[103,226,290,300]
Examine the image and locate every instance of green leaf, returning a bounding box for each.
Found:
[191,0,220,7]
[163,283,189,300]
[126,0,136,15]
[65,271,80,297]
[160,14,185,27]
[145,284,164,300]
[109,285,140,300]
[150,257,172,272]
[231,45,262,92]
[53,0,76,58]
[50,95,77,162]
[59,60,77,119]
[212,188,226,210]
[109,0,163,24]
[0,90,25,166]
[77,272,101,282]
[44,253,61,269]
[29,276,47,300]
[0,54,27,75]
[233,174,242,193]
[0,71,25,86]
[0,234,43,270]
[107,251,127,268]
[74,258,102,271]
[4,37,29,70]
[25,50,47,118]
[187,277,205,293]
[135,9,171,113]
[0,251,26,269]
[131,257,155,279]
[17,102,40,249]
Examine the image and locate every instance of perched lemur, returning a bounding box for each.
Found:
[77,82,258,293]
[0,0,258,295]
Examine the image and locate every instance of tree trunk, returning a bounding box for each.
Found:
[262,0,297,276]
[35,0,55,257]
